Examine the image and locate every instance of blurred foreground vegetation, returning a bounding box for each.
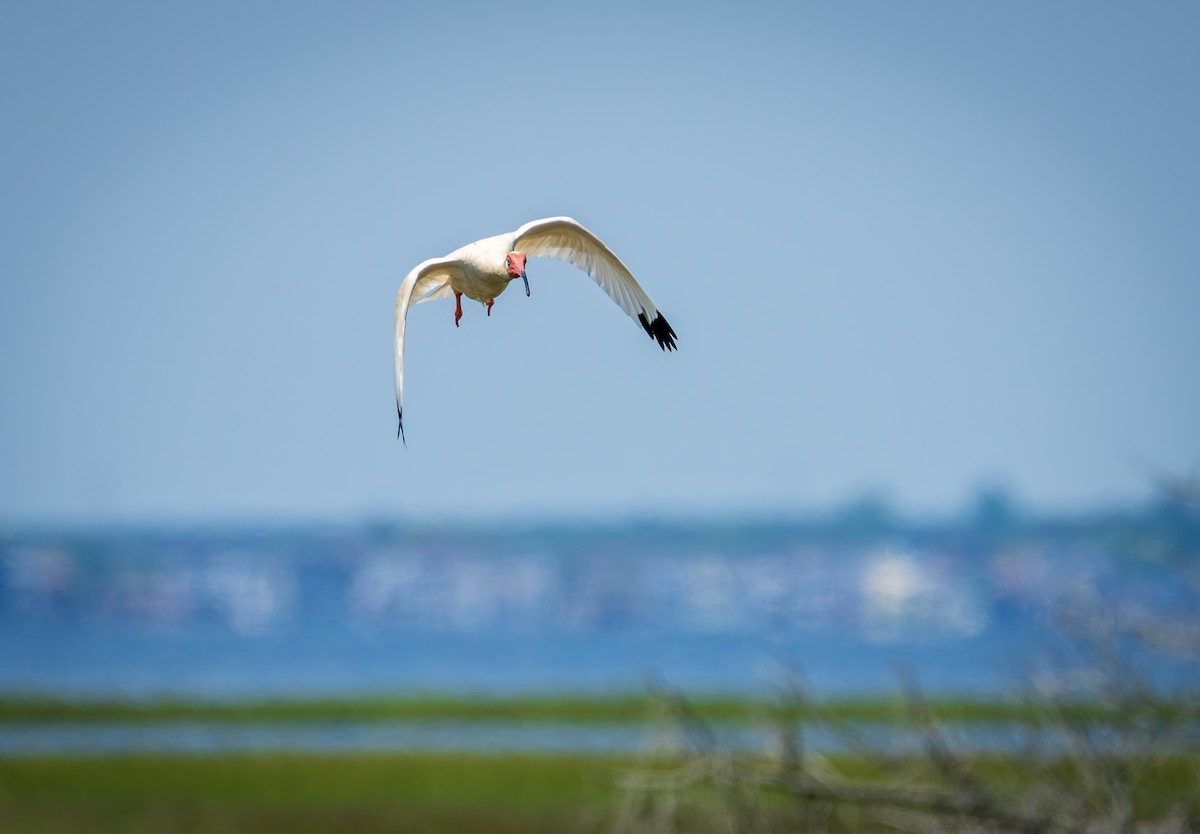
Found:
[1,684,1197,833]
[0,750,1196,834]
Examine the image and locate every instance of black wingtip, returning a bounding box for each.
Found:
[397,406,407,447]
[638,311,678,352]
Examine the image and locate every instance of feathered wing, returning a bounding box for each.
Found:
[394,257,463,444]
[511,217,678,350]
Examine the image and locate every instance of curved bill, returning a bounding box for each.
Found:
[522,273,530,297]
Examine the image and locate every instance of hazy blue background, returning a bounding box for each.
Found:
[2,1,1197,525]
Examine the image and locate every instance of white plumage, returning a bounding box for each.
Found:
[393,216,677,443]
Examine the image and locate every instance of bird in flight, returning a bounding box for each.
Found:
[393,216,678,444]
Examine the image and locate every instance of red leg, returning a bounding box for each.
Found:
[486,299,494,317]
[454,292,463,327]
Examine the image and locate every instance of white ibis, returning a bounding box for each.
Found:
[393,216,677,443]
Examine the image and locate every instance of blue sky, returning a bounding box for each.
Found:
[2,2,1197,524]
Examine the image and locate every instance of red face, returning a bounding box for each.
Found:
[505,251,527,279]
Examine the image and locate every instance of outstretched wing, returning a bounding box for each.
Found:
[512,217,677,351]
[394,257,463,444]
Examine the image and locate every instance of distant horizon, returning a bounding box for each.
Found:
[1,481,1186,535]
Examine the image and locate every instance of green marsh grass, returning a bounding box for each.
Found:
[0,692,1157,725]
[0,752,621,834]
[1,752,1196,834]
